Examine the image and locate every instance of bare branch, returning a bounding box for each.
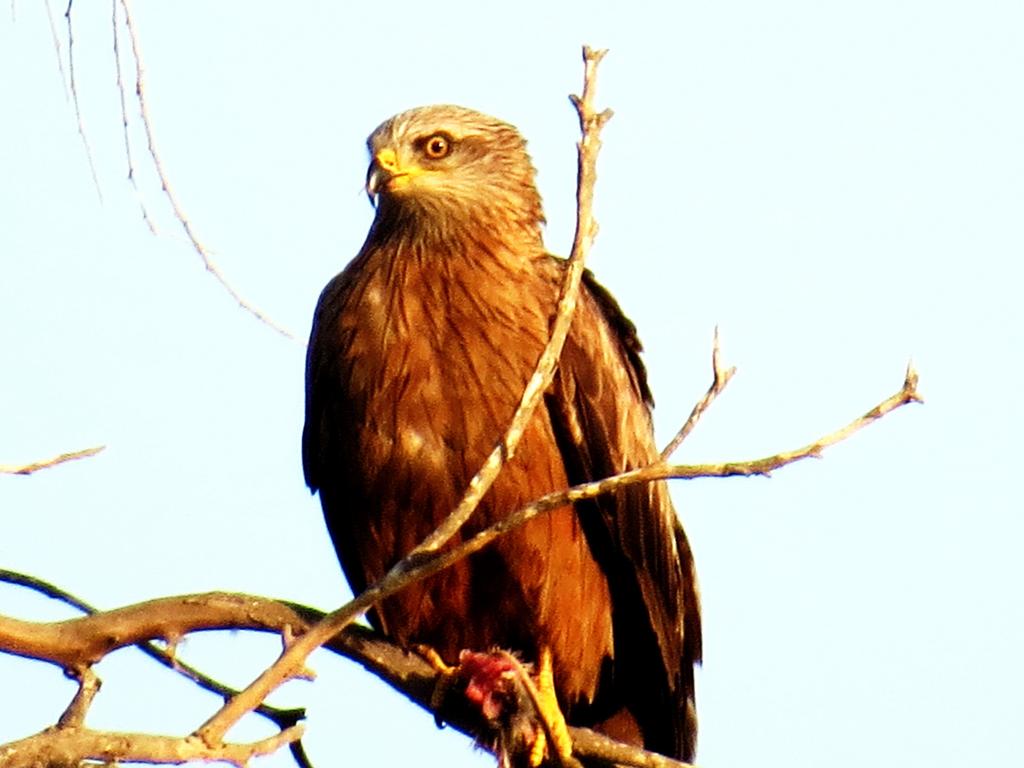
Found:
[570,728,693,768]
[661,326,736,459]
[56,667,100,729]
[0,445,105,476]
[0,570,307,739]
[0,584,688,767]
[0,723,303,768]
[111,0,156,233]
[117,0,295,340]
[0,592,308,667]
[43,0,68,98]
[0,359,918,762]
[407,45,612,559]
[60,0,103,200]
[0,569,96,613]
[403,363,922,585]
[191,45,615,749]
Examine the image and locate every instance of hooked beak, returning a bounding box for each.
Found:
[365,159,385,204]
[365,147,420,205]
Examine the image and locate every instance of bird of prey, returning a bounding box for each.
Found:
[302,104,701,764]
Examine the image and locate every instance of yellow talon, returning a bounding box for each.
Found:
[414,644,458,723]
[414,643,456,675]
[529,730,547,767]
[530,647,575,768]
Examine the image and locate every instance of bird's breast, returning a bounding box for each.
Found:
[340,246,556,490]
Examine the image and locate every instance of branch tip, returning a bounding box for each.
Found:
[0,445,106,476]
[903,361,923,403]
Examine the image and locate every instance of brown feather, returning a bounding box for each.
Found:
[303,104,701,761]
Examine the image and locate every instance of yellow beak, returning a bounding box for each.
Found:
[366,147,424,201]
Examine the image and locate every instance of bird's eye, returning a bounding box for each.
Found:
[422,134,452,159]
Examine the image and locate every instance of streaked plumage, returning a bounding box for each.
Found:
[302,104,701,762]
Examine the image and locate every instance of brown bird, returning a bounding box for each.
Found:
[303,104,701,763]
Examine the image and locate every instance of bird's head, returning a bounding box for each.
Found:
[364,105,545,247]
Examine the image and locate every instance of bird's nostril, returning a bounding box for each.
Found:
[375,148,399,172]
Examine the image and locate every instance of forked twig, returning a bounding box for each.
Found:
[661,326,736,459]
[0,570,307,740]
[391,363,922,593]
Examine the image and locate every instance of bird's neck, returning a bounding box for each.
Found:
[368,196,545,262]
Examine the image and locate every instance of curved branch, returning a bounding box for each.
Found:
[0,587,688,767]
[0,570,307,740]
[0,592,321,668]
[0,723,302,768]
[117,0,295,340]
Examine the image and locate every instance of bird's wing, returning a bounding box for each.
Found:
[302,265,377,598]
[545,265,702,761]
[303,269,347,495]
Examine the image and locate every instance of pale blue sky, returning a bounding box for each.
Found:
[2,2,1022,766]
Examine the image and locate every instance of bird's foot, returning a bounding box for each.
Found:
[528,647,575,768]
[414,643,458,726]
[455,648,576,768]
[414,643,456,675]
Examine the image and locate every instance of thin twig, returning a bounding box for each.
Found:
[0,445,105,476]
[43,0,68,98]
[399,362,923,587]
[62,0,102,200]
[118,0,295,340]
[192,45,615,749]
[661,326,736,459]
[111,0,156,233]
[0,570,95,613]
[406,46,612,560]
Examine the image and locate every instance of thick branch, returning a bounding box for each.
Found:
[0,592,309,667]
[0,724,302,768]
[0,588,686,767]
